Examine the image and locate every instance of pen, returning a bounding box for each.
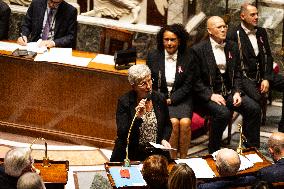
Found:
[20,33,26,43]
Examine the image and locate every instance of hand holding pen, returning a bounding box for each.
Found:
[17,33,28,46]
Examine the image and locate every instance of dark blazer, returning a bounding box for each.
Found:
[146,48,194,105]
[110,90,172,162]
[226,24,274,82]
[198,175,257,189]
[0,165,18,189]
[257,158,284,183]
[0,0,11,40]
[21,0,77,48]
[191,39,242,102]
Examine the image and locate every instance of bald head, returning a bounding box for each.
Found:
[216,148,240,177]
[268,132,284,161]
[207,16,227,44]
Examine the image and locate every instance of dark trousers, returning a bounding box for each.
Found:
[271,74,284,130]
[201,95,261,153]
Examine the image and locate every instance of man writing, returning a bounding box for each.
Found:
[227,3,284,132]
[191,16,261,153]
[17,0,77,48]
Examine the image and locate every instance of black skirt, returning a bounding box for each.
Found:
[168,96,192,119]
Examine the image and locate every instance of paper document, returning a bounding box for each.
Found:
[245,153,263,163]
[149,142,177,150]
[92,54,115,65]
[0,41,20,52]
[19,41,47,53]
[175,158,216,178]
[239,154,254,171]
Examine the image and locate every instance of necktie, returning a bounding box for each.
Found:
[215,43,226,49]
[166,54,177,62]
[42,9,55,40]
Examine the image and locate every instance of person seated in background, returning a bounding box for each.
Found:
[257,132,284,183]
[110,64,172,162]
[168,163,196,189]
[17,0,77,48]
[198,148,257,189]
[0,0,11,40]
[191,16,261,154]
[17,172,46,189]
[147,23,195,159]
[142,155,169,189]
[0,147,35,189]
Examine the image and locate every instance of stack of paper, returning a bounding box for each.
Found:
[175,158,216,178]
[239,154,254,171]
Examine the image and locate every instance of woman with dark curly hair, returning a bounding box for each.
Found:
[142,155,169,189]
[168,163,196,189]
[147,24,195,159]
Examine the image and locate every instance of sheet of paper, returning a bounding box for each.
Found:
[91,54,115,65]
[49,47,72,57]
[175,158,215,178]
[239,154,254,171]
[149,142,177,151]
[0,41,21,51]
[19,41,47,54]
[245,153,263,163]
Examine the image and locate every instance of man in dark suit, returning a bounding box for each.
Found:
[198,148,257,189]
[227,3,284,132]
[257,132,284,183]
[17,0,77,48]
[0,0,11,40]
[192,16,261,153]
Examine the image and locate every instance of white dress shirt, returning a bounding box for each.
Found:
[210,37,226,73]
[241,22,259,56]
[165,50,177,94]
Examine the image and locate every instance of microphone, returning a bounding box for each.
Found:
[124,92,152,167]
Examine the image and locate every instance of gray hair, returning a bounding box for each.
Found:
[128,64,151,85]
[216,148,240,177]
[4,148,32,177]
[17,172,46,189]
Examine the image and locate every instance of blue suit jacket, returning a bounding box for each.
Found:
[21,0,77,47]
[257,158,284,183]
[198,175,257,189]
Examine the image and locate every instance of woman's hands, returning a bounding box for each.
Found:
[161,140,171,148]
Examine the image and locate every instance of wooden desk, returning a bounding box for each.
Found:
[0,49,145,148]
[0,159,68,189]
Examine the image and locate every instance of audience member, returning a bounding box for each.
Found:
[142,155,169,189]
[17,0,77,48]
[147,24,194,159]
[253,181,272,189]
[0,147,34,189]
[191,15,261,153]
[198,148,257,189]
[17,172,46,189]
[227,3,284,132]
[110,64,172,162]
[257,132,284,183]
[0,0,11,40]
[168,163,196,189]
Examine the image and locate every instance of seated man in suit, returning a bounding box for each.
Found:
[17,0,77,48]
[0,0,11,40]
[257,132,284,183]
[198,148,256,189]
[226,3,284,132]
[0,148,36,189]
[191,16,261,153]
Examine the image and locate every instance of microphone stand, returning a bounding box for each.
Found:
[30,138,51,167]
[124,110,139,167]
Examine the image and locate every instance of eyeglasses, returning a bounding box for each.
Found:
[137,78,153,88]
[163,38,178,42]
[210,25,228,30]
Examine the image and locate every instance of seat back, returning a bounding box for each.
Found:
[99,27,134,55]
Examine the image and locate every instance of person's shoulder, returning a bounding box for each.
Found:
[147,49,161,58]
[61,1,77,12]
[191,39,208,52]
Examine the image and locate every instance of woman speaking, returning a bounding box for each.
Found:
[110,64,172,162]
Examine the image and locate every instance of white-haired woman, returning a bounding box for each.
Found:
[110,64,172,162]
